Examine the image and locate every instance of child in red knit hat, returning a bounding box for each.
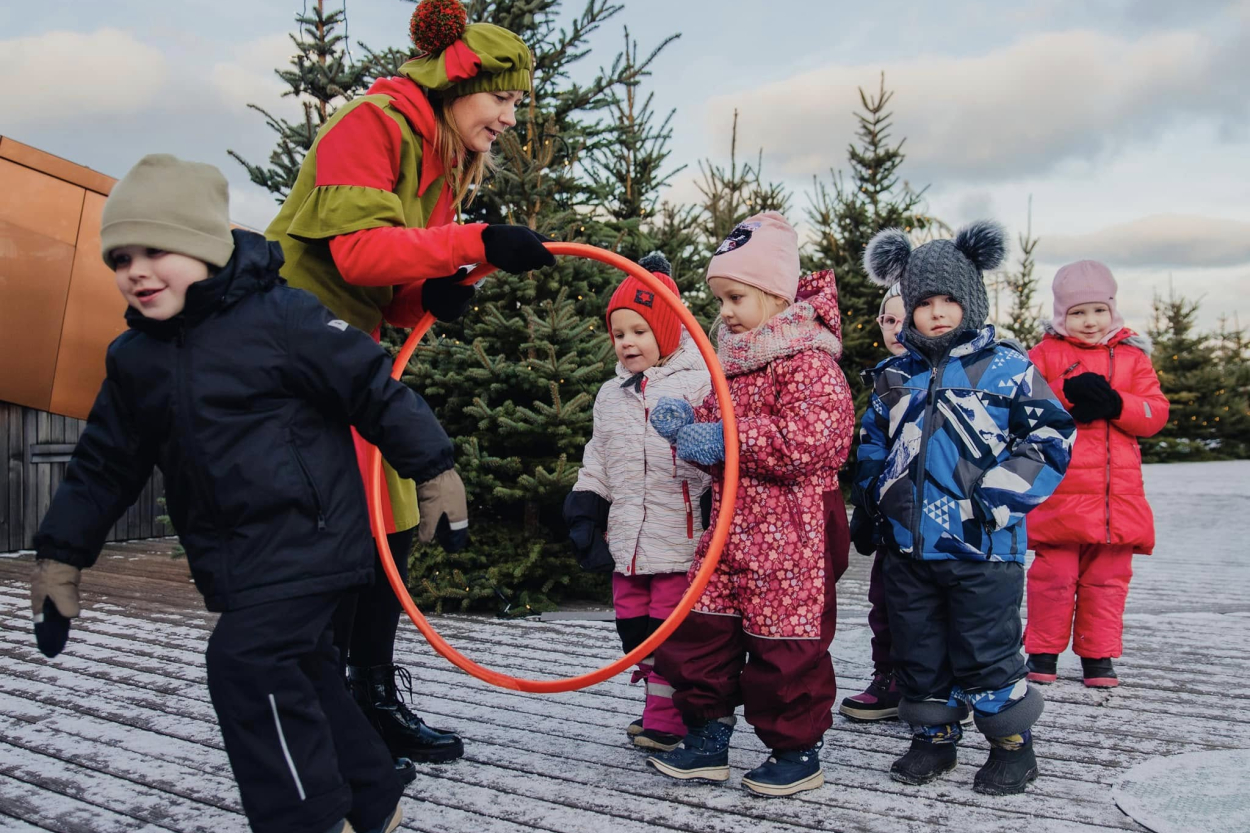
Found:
[563,252,712,752]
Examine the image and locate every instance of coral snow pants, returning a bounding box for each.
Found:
[1025,543,1134,658]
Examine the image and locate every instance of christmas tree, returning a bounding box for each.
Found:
[1210,315,1250,459]
[228,0,370,199]
[1144,289,1226,461]
[394,0,682,613]
[1000,197,1043,348]
[801,73,936,413]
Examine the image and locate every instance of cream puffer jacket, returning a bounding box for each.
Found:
[573,334,713,575]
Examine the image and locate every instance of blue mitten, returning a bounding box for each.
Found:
[650,397,695,443]
[676,422,726,466]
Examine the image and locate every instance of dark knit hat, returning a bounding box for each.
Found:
[100,154,234,269]
[400,0,532,97]
[606,252,682,357]
[864,221,1006,356]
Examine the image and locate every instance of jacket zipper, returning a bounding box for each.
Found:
[1105,346,1115,544]
[910,355,948,556]
[174,324,226,586]
[631,376,649,575]
[290,443,328,530]
[682,480,693,539]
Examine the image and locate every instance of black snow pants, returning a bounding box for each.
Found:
[205,590,402,833]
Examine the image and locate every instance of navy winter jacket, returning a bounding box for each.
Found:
[35,230,454,611]
[854,326,1075,563]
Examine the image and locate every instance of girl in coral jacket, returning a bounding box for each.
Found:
[563,253,712,755]
[1025,260,1170,688]
[647,212,855,798]
[265,0,555,771]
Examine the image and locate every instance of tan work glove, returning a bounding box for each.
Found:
[30,560,81,658]
[416,468,469,552]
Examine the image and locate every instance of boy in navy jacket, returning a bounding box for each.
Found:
[28,154,463,833]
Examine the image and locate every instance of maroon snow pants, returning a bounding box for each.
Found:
[655,495,848,752]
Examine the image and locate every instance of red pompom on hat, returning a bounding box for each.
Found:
[606,252,683,358]
[410,0,467,54]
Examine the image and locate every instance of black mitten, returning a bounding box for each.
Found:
[34,598,72,659]
[1064,372,1123,422]
[421,268,475,322]
[480,225,555,274]
[563,490,613,573]
[849,506,879,556]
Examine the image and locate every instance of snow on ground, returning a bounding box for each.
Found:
[0,460,1247,832]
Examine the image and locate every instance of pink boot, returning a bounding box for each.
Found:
[631,661,684,751]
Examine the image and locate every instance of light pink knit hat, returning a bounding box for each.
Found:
[1050,260,1125,337]
[705,211,800,302]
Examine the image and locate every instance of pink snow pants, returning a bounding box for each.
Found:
[613,572,689,736]
[1025,543,1134,658]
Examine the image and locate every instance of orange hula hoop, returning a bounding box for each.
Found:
[365,242,739,693]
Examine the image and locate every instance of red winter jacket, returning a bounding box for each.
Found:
[691,270,855,638]
[1027,328,1169,553]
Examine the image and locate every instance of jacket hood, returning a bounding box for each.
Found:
[1041,322,1152,355]
[715,269,844,376]
[125,229,284,337]
[615,329,708,384]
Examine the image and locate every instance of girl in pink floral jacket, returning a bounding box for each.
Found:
[647,211,855,797]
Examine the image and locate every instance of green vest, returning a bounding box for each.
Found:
[266,94,449,533]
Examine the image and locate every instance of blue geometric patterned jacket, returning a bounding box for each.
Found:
[855,326,1075,563]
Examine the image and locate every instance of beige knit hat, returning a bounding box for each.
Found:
[101,154,234,269]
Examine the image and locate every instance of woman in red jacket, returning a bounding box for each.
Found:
[1025,261,1169,688]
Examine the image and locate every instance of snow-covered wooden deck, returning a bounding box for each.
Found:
[1,460,1248,832]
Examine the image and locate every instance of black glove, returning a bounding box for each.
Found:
[481,225,555,274]
[1064,372,1123,423]
[700,489,713,530]
[563,490,614,573]
[421,268,475,322]
[849,506,879,556]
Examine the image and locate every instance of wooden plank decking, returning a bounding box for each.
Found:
[1,460,1248,832]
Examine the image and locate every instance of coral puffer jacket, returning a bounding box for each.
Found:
[1027,328,1169,553]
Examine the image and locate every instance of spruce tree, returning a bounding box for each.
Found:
[801,73,934,411]
[228,0,369,199]
[394,0,680,613]
[1144,289,1226,461]
[1002,197,1043,348]
[1211,315,1250,459]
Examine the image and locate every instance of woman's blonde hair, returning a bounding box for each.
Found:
[429,91,496,211]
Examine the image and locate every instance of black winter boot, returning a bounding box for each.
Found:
[890,727,960,786]
[973,732,1039,795]
[1081,656,1119,688]
[348,664,464,763]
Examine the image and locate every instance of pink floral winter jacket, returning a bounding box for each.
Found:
[692,269,855,639]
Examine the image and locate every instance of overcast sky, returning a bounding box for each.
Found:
[4,0,1248,331]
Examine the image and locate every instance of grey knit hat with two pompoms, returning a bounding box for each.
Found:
[863,221,1007,356]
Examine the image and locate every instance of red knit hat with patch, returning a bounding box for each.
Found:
[606,252,682,357]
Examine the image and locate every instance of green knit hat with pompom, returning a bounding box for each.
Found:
[399,0,532,97]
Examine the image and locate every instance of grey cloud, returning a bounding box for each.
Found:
[707,20,1250,188]
[1039,215,1250,269]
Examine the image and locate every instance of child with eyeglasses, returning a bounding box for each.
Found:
[841,283,912,722]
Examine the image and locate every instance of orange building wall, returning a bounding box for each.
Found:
[0,138,123,420]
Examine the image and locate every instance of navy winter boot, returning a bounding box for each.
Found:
[741,740,825,797]
[646,718,733,782]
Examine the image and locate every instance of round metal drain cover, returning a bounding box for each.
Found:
[1114,749,1250,832]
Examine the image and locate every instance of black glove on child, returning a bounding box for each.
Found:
[421,268,475,322]
[1063,372,1123,423]
[849,506,879,556]
[562,490,613,573]
[481,225,555,274]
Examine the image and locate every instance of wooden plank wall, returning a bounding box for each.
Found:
[0,401,168,552]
